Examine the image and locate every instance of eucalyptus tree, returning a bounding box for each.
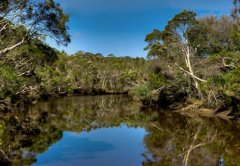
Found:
[0,0,70,57]
[187,16,237,56]
[145,10,206,95]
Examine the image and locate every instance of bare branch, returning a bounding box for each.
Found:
[222,57,237,69]
[179,67,207,82]
[0,37,26,55]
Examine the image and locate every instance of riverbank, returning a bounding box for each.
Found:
[131,71,240,121]
[131,87,240,121]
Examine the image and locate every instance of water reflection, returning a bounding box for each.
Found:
[0,95,240,165]
[35,126,145,166]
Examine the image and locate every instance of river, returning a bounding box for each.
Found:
[0,95,240,165]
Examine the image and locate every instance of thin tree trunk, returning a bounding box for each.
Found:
[181,43,205,96]
[185,45,200,89]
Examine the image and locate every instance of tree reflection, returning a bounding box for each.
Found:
[142,109,240,166]
[0,95,240,165]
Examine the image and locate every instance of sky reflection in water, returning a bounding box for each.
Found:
[34,124,146,166]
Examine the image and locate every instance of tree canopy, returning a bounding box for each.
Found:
[145,10,197,57]
[0,0,70,55]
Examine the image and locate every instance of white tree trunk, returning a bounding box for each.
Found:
[185,45,200,91]
[0,38,25,56]
[180,43,206,96]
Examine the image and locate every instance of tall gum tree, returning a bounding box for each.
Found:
[145,10,207,96]
[0,0,70,57]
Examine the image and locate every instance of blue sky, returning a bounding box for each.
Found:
[48,0,233,57]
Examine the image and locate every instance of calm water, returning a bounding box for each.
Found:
[34,127,145,166]
[0,95,240,166]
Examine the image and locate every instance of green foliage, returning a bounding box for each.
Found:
[145,10,197,58]
[131,84,150,100]
[165,10,197,42]
[187,16,238,56]
[0,0,70,57]
[223,67,240,97]
[143,7,240,109]
[0,39,146,101]
[148,73,166,89]
[144,29,166,57]
[210,50,240,62]
[207,51,240,98]
[61,52,146,94]
[35,63,69,94]
[208,75,225,87]
[122,70,138,81]
[0,65,22,97]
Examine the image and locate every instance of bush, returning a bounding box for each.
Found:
[131,84,150,100]
[0,65,22,98]
[149,73,166,89]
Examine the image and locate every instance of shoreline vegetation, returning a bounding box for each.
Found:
[0,0,240,120]
[0,47,147,111]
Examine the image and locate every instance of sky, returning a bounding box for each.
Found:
[48,0,234,57]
